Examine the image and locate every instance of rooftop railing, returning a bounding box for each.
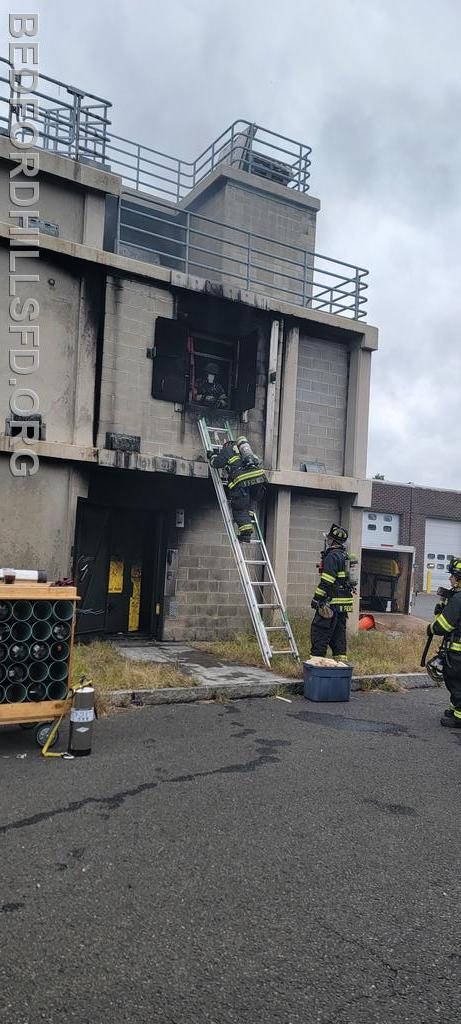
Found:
[1,56,368,319]
[0,57,311,198]
[119,199,368,319]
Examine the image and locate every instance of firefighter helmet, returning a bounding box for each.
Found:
[328,523,348,543]
[426,654,445,684]
[205,362,219,376]
[447,557,461,579]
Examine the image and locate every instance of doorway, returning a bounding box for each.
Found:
[73,499,165,637]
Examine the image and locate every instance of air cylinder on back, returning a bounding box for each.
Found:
[68,686,95,757]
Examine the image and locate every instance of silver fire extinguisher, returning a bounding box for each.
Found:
[68,684,95,757]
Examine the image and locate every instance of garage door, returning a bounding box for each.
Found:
[362,511,400,545]
[424,519,461,591]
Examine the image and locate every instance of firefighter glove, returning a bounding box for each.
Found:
[434,602,445,616]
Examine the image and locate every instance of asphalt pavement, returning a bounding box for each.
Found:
[1,688,460,1024]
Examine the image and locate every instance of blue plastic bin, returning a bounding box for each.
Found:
[303,662,352,702]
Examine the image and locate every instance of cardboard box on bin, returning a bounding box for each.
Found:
[303,661,352,702]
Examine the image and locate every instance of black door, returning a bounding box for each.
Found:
[73,500,111,635]
[73,500,165,637]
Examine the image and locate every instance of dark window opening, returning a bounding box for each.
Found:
[151,318,258,412]
[383,526,392,532]
[367,524,377,531]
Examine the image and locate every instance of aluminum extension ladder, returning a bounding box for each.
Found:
[198,418,300,668]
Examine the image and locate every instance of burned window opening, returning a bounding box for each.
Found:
[151,317,258,412]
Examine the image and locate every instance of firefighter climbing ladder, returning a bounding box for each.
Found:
[198,418,300,668]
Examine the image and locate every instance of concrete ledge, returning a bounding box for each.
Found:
[108,672,436,707]
[0,135,121,195]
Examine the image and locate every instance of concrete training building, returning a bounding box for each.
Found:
[0,62,378,639]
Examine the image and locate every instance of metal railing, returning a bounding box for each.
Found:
[0,57,311,197]
[119,199,368,319]
[0,57,111,163]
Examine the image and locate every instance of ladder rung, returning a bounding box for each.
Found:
[265,625,288,631]
[251,580,275,586]
[270,649,294,655]
[244,560,267,565]
[256,603,281,609]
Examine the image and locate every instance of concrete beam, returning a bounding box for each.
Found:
[265,488,291,605]
[344,343,372,479]
[0,135,121,196]
[268,468,369,497]
[179,163,321,214]
[0,437,98,463]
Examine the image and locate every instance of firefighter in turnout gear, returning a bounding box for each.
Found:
[427,557,461,728]
[195,363,229,408]
[310,523,354,660]
[209,439,266,542]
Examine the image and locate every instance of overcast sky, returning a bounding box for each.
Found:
[4,0,460,487]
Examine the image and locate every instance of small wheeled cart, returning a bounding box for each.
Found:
[0,582,78,755]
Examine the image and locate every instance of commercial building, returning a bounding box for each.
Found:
[366,480,461,597]
[0,58,378,639]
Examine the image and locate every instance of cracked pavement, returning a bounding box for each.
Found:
[1,688,460,1023]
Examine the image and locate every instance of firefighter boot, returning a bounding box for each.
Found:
[440,710,461,727]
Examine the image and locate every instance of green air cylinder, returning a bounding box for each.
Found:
[9,642,28,662]
[28,661,49,684]
[51,622,71,641]
[68,686,95,757]
[0,622,10,642]
[7,663,28,685]
[0,602,11,622]
[29,641,50,661]
[31,620,52,641]
[53,601,74,622]
[27,681,47,702]
[11,621,32,642]
[33,601,52,621]
[5,680,27,702]
[50,641,69,662]
[46,681,68,700]
[12,601,32,621]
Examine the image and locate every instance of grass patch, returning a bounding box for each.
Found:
[71,641,196,705]
[196,616,428,679]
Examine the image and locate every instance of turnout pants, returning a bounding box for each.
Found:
[310,611,348,658]
[229,482,265,541]
[230,485,253,539]
[443,653,461,711]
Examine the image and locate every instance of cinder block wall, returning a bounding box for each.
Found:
[287,494,340,613]
[98,275,267,460]
[293,335,348,473]
[163,503,249,640]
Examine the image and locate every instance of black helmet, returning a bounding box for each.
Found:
[205,362,219,375]
[447,557,461,579]
[327,523,348,543]
[426,654,445,684]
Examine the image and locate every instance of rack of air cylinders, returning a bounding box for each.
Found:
[0,578,78,749]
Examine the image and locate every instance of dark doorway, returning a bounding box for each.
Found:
[73,499,165,637]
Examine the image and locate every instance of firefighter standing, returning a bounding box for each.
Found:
[427,557,461,729]
[209,437,266,542]
[310,523,354,660]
